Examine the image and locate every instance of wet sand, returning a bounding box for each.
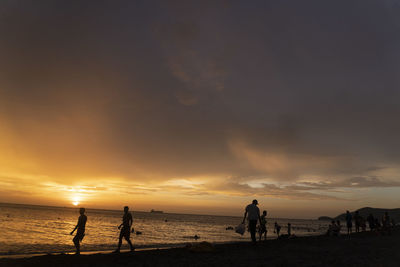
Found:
[1,228,399,267]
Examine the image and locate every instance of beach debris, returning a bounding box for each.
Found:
[136,231,142,235]
[226,226,234,230]
[235,223,246,235]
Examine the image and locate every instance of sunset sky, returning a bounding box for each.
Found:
[1,0,400,218]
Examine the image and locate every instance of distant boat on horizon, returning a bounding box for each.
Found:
[150,209,163,214]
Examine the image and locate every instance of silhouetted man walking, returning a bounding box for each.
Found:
[70,207,87,255]
[242,199,262,244]
[114,206,134,253]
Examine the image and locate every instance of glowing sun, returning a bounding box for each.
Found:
[71,195,81,206]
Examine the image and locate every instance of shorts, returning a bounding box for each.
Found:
[119,227,131,239]
[347,222,352,228]
[74,230,85,242]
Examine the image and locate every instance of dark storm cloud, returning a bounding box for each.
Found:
[1,0,400,190]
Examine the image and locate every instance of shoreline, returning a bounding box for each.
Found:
[0,247,174,260]
[0,232,323,259]
[1,228,399,266]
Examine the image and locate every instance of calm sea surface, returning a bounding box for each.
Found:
[0,203,330,255]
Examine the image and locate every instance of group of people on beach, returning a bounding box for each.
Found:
[326,210,394,237]
[241,199,293,244]
[346,210,394,235]
[70,206,134,255]
[70,201,396,254]
[242,199,268,244]
[72,199,275,254]
[326,220,342,236]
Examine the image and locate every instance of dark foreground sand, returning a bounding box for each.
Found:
[1,228,399,267]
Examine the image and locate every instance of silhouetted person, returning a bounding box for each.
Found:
[346,210,352,235]
[70,207,87,255]
[354,211,361,233]
[374,218,381,230]
[367,214,375,231]
[287,223,292,236]
[327,220,336,236]
[242,199,261,244]
[382,212,391,234]
[383,212,390,227]
[335,220,342,236]
[259,210,267,241]
[361,216,367,231]
[274,222,281,237]
[114,206,134,253]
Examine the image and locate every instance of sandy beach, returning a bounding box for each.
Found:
[1,227,398,267]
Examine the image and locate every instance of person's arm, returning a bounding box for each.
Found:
[70,218,79,235]
[129,215,133,228]
[258,211,262,225]
[118,216,123,229]
[242,211,247,224]
[70,225,77,235]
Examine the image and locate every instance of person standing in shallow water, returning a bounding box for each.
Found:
[114,206,134,253]
[242,199,262,244]
[70,207,87,255]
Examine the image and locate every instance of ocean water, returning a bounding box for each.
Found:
[0,203,330,256]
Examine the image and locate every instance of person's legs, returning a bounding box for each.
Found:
[117,237,123,249]
[249,220,257,243]
[73,235,80,254]
[118,237,122,251]
[124,236,134,251]
[347,222,352,235]
[259,227,266,241]
[123,229,134,251]
[258,227,263,241]
[114,230,123,252]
